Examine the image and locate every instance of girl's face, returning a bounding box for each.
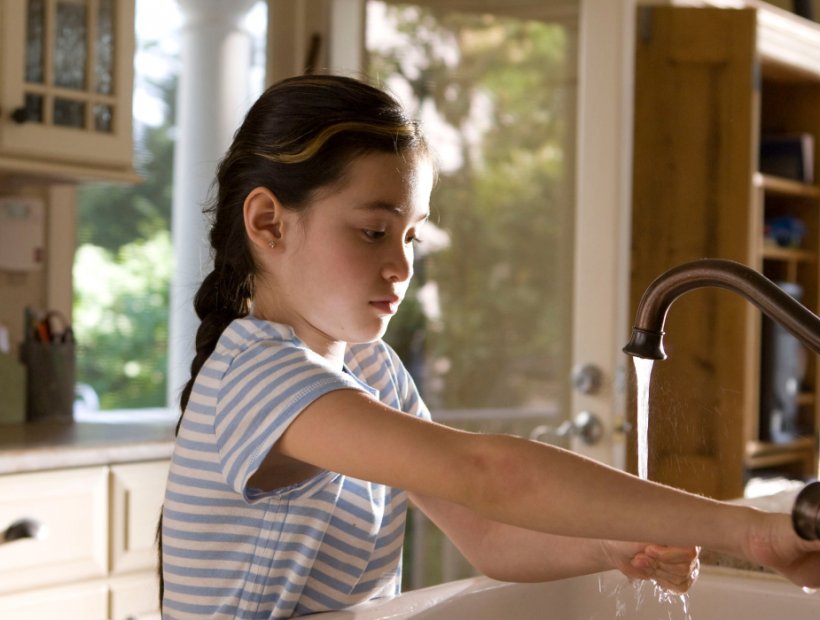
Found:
[263,151,433,360]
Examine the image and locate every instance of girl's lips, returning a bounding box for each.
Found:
[370,299,400,315]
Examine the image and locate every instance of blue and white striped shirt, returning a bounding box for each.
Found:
[161,317,429,618]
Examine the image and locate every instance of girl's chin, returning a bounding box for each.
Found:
[350,320,391,344]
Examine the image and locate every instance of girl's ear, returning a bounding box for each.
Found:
[243,187,284,250]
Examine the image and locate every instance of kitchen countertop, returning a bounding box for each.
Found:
[0,419,176,474]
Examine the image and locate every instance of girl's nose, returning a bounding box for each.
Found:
[382,243,414,282]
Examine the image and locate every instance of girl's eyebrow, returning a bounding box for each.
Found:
[357,201,430,223]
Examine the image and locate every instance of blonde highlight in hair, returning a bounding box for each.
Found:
[256,120,420,165]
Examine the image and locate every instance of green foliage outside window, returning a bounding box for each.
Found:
[73,232,172,409]
[376,5,573,411]
[73,76,176,410]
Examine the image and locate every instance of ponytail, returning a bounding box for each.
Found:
[177,264,253,430]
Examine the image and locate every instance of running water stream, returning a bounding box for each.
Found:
[622,357,693,619]
[633,358,654,481]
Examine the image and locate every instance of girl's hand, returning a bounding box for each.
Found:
[602,541,700,594]
[744,512,820,589]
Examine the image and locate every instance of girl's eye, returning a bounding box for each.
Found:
[363,229,386,241]
[362,228,422,244]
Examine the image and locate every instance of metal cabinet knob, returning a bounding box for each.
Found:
[571,363,604,395]
[530,411,605,446]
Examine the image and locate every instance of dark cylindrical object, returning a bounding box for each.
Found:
[793,481,820,541]
[623,328,667,361]
[760,282,807,443]
[793,0,814,20]
[20,341,76,422]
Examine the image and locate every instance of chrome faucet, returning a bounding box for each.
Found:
[622,258,820,541]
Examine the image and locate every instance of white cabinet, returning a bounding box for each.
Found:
[109,573,163,620]
[0,466,108,594]
[0,0,136,180]
[0,460,169,620]
[110,460,167,575]
[0,580,108,620]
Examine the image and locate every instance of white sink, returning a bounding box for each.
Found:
[316,566,820,619]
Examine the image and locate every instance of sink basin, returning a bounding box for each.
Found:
[316,567,820,619]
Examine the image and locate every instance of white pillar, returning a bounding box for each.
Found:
[168,0,259,407]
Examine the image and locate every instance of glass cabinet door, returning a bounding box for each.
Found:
[0,0,135,178]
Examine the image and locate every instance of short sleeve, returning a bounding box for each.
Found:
[345,340,431,422]
[213,340,363,500]
[385,345,431,422]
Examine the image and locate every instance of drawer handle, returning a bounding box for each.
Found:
[2,518,48,544]
[10,107,29,124]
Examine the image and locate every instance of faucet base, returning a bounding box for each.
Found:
[792,481,820,541]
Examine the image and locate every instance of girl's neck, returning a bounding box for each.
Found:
[304,338,347,369]
[251,307,347,369]
[251,287,348,368]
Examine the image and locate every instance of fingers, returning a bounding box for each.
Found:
[644,544,699,563]
[652,559,701,594]
[630,545,701,594]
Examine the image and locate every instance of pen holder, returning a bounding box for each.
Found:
[0,354,25,423]
[20,341,75,422]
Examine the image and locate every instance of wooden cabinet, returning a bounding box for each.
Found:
[629,3,820,499]
[0,0,136,181]
[0,460,168,620]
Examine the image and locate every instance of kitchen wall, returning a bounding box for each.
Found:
[0,178,75,360]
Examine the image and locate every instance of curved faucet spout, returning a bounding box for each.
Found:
[623,258,820,360]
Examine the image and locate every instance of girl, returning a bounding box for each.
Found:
[160,74,820,619]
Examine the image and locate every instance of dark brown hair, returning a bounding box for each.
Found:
[178,74,427,418]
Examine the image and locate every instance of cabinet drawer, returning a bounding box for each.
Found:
[110,460,169,574]
[0,466,108,593]
[110,572,161,620]
[0,579,107,620]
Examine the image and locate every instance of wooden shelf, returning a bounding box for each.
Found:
[761,244,816,263]
[797,391,816,407]
[756,173,820,199]
[746,436,817,471]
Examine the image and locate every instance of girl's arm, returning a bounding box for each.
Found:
[274,388,820,588]
[408,491,699,592]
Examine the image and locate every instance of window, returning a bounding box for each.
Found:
[366,0,578,587]
[73,0,266,417]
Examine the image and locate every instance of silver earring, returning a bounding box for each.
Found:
[268,240,277,249]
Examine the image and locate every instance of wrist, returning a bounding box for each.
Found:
[738,509,795,567]
[597,539,641,573]
[596,539,615,570]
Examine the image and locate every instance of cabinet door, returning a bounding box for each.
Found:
[0,0,135,173]
[109,572,161,620]
[0,466,108,593]
[630,6,757,499]
[0,579,108,620]
[109,460,169,574]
